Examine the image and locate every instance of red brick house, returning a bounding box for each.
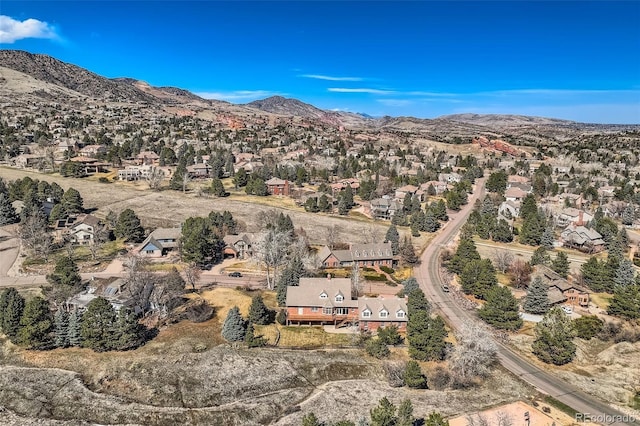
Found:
[359,295,408,331]
[317,243,396,269]
[286,276,358,327]
[265,177,291,196]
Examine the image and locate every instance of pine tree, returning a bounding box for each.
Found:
[248,295,271,325]
[608,283,640,320]
[115,308,144,350]
[244,322,267,348]
[425,412,449,426]
[532,306,576,365]
[407,288,430,315]
[318,194,330,212]
[492,219,513,243]
[530,246,551,266]
[551,251,570,278]
[338,197,349,215]
[210,178,228,197]
[0,192,19,225]
[403,360,427,388]
[68,310,82,347]
[399,277,419,297]
[115,208,145,242]
[432,199,448,222]
[1,287,25,341]
[397,399,415,426]
[408,312,447,361]
[614,258,635,287]
[54,308,69,348]
[45,256,83,304]
[59,187,84,215]
[520,194,538,221]
[580,257,608,292]
[423,210,440,232]
[448,238,480,274]
[385,225,400,255]
[222,306,247,342]
[18,296,53,349]
[540,226,555,249]
[478,286,523,330]
[370,397,396,426]
[523,276,550,314]
[81,297,116,352]
[399,237,418,265]
[459,259,497,300]
[622,203,635,226]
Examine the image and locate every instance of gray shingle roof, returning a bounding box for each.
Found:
[286,277,357,307]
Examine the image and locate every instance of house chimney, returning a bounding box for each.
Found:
[327,273,331,281]
[578,210,583,226]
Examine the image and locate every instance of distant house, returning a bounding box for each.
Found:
[286,276,358,327]
[555,208,593,228]
[498,200,521,218]
[438,172,462,183]
[560,225,605,253]
[79,144,107,157]
[394,184,418,200]
[137,228,181,257]
[317,242,396,269]
[69,214,102,245]
[186,163,212,178]
[533,265,590,307]
[505,187,527,202]
[369,197,402,220]
[14,154,44,169]
[222,234,252,259]
[265,177,291,196]
[69,156,110,174]
[118,165,152,181]
[135,151,160,166]
[68,277,152,314]
[421,181,448,196]
[359,295,408,331]
[330,178,360,195]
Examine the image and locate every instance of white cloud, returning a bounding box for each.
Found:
[328,87,396,95]
[301,74,364,82]
[195,90,280,102]
[0,15,59,44]
[376,99,413,107]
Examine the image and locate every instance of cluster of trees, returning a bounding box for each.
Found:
[302,397,449,426]
[406,289,448,361]
[383,226,419,265]
[392,195,448,238]
[0,288,147,352]
[180,210,238,266]
[467,196,513,243]
[443,180,472,211]
[222,296,274,347]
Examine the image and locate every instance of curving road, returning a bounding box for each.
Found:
[414,178,634,426]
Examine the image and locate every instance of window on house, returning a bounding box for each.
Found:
[311,307,318,312]
[322,307,333,315]
[320,292,328,299]
[379,310,388,318]
[335,294,344,302]
[146,250,154,254]
[396,310,405,318]
[362,310,371,318]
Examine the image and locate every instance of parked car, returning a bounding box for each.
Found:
[441,284,449,292]
[561,305,573,315]
[229,272,242,277]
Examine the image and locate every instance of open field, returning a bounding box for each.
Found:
[0,167,424,247]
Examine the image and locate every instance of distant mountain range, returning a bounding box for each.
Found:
[0,49,636,138]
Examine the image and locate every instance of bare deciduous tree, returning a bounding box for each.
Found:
[325,224,340,250]
[252,229,289,289]
[181,172,191,193]
[509,259,532,289]
[449,324,497,387]
[465,414,490,426]
[19,210,54,261]
[146,166,165,191]
[495,411,514,426]
[184,262,201,290]
[123,254,156,313]
[493,249,514,273]
[88,222,109,260]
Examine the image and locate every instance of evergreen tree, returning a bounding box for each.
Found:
[68,310,82,347]
[532,306,576,365]
[370,397,396,426]
[170,161,187,191]
[519,211,545,246]
[18,296,53,349]
[210,178,228,197]
[45,256,83,304]
[54,308,69,348]
[551,251,570,278]
[448,238,480,274]
[377,324,403,346]
[181,216,223,265]
[459,259,497,300]
[399,237,418,265]
[1,287,25,341]
[492,219,513,243]
[233,168,248,188]
[523,276,550,314]
[608,283,640,320]
[244,322,267,348]
[423,210,440,233]
[540,226,555,249]
[408,312,447,361]
[115,308,145,350]
[0,192,19,225]
[425,412,449,426]
[520,194,538,221]
[318,194,330,212]
[399,277,419,297]
[301,412,321,426]
[366,337,390,359]
[397,399,415,426]
[338,197,349,215]
[410,216,421,237]
[622,204,635,226]
[343,185,355,208]
[59,187,84,215]
[580,257,608,292]
[115,208,145,242]
[248,295,272,325]
[222,306,247,342]
[479,286,523,330]
[614,258,635,287]
[431,199,448,222]
[275,257,304,306]
[486,170,508,194]
[81,297,116,352]
[385,225,400,255]
[530,246,551,266]
[303,197,319,213]
[403,360,427,388]
[407,288,431,315]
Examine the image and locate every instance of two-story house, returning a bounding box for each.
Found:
[286,276,358,327]
[137,228,181,257]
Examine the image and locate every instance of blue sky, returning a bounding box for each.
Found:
[1,1,639,123]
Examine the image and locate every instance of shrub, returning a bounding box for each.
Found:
[276,309,287,325]
[380,266,395,274]
[377,325,403,346]
[403,360,427,389]
[429,366,451,390]
[366,338,390,359]
[98,177,111,183]
[383,361,406,387]
[572,315,604,340]
[364,274,388,282]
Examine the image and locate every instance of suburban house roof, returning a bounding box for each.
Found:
[223,234,251,246]
[561,225,605,246]
[286,277,357,308]
[534,265,590,303]
[71,214,101,229]
[265,177,288,185]
[505,187,527,199]
[318,242,395,263]
[358,295,407,322]
[138,227,181,252]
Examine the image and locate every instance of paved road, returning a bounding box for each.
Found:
[415,178,634,425]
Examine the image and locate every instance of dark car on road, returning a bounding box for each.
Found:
[228,272,242,277]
